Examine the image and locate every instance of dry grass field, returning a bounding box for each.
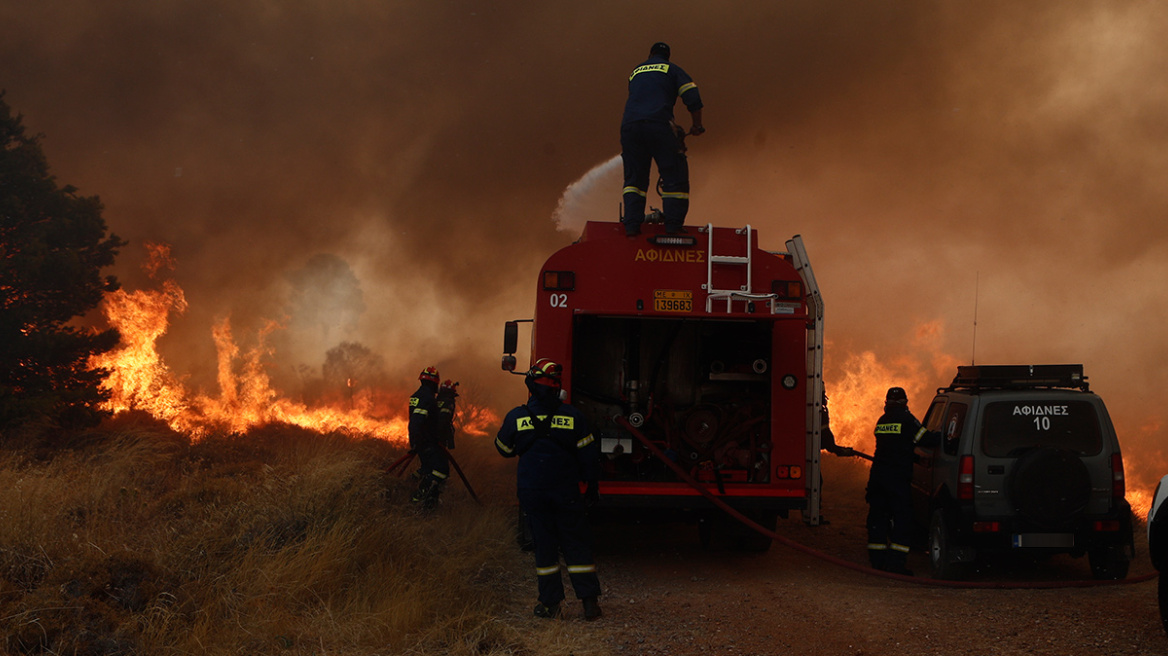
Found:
[0,416,602,655]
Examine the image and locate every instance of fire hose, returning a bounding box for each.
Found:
[614,415,1157,590]
[384,444,481,505]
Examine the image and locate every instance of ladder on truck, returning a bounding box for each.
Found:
[786,234,825,526]
[701,224,782,313]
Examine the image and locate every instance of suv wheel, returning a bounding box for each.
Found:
[929,508,969,580]
[1088,544,1131,580]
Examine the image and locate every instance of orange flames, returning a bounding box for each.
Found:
[90,243,497,442]
[825,323,1161,516]
[1115,415,1166,520]
[824,319,960,455]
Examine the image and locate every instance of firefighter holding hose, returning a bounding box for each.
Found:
[866,387,939,575]
[409,366,448,509]
[495,359,603,621]
[620,41,704,237]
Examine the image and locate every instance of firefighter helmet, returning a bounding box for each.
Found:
[419,366,440,383]
[526,358,563,387]
[440,379,460,396]
[885,387,908,404]
[650,42,670,60]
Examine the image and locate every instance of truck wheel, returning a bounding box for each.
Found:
[1088,544,1130,580]
[700,511,775,552]
[698,515,714,551]
[735,510,776,553]
[929,509,968,580]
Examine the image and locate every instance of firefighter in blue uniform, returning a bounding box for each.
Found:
[620,41,704,236]
[436,379,459,450]
[496,359,603,621]
[866,387,938,575]
[409,366,448,508]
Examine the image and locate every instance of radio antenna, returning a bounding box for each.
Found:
[971,272,980,365]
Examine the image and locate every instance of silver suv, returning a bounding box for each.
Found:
[912,364,1134,579]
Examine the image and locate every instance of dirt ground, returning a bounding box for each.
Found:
[526,457,1167,656]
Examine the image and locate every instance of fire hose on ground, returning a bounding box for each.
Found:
[385,444,481,505]
[614,415,1157,590]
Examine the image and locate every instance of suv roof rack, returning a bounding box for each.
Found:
[945,364,1090,392]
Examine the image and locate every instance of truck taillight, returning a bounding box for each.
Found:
[1111,453,1126,499]
[958,455,974,501]
[543,270,575,291]
[771,280,803,300]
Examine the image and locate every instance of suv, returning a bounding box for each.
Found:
[912,364,1134,580]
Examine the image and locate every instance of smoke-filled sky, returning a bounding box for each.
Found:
[4,1,1168,485]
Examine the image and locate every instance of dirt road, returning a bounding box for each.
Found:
[582,457,1166,656]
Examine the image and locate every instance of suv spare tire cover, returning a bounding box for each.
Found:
[1007,446,1092,528]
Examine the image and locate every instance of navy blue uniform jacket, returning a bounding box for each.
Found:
[495,396,600,491]
[870,405,938,482]
[408,383,438,450]
[621,55,703,125]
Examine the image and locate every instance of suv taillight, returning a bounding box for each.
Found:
[1111,453,1126,499]
[958,455,974,501]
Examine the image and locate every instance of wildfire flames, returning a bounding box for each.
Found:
[823,324,1160,519]
[90,243,497,442]
[89,244,1158,514]
[824,320,961,455]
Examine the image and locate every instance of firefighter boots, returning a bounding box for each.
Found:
[883,550,914,576]
[583,596,602,621]
[410,476,442,509]
[533,602,561,619]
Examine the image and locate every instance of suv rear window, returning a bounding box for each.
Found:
[979,400,1103,457]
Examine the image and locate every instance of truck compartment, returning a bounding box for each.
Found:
[570,315,776,485]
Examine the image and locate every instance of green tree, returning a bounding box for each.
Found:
[0,92,126,430]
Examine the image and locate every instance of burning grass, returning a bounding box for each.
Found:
[0,417,604,655]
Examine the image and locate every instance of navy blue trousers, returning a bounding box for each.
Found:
[865,474,914,564]
[519,486,601,605]
[620,120,690,232]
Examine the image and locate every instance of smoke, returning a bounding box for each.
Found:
[4,1,1168,490]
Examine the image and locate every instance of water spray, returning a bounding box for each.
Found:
[552,154,623,234]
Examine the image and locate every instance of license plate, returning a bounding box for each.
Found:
[653,290,692,313]
[1012,533,1074,548]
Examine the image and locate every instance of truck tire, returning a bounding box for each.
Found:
[1088,544,1130,580]
[1007,447,1091,528]
[929,508,969,580]
[699,510,775,552]
[735,510,776,553]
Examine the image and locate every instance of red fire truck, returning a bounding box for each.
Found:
[502,220,825,549]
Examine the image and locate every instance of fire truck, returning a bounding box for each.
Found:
[502,220,825,550]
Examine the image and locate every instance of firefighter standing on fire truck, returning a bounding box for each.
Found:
[495,359,603,621]
[409,366,448,508]
[620,41,704,237]
[866,387,938,575]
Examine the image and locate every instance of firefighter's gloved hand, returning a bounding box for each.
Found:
[584,481,600,507]
[837,447,856,457]
[445,437,455,450]
[690,125,705,136]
